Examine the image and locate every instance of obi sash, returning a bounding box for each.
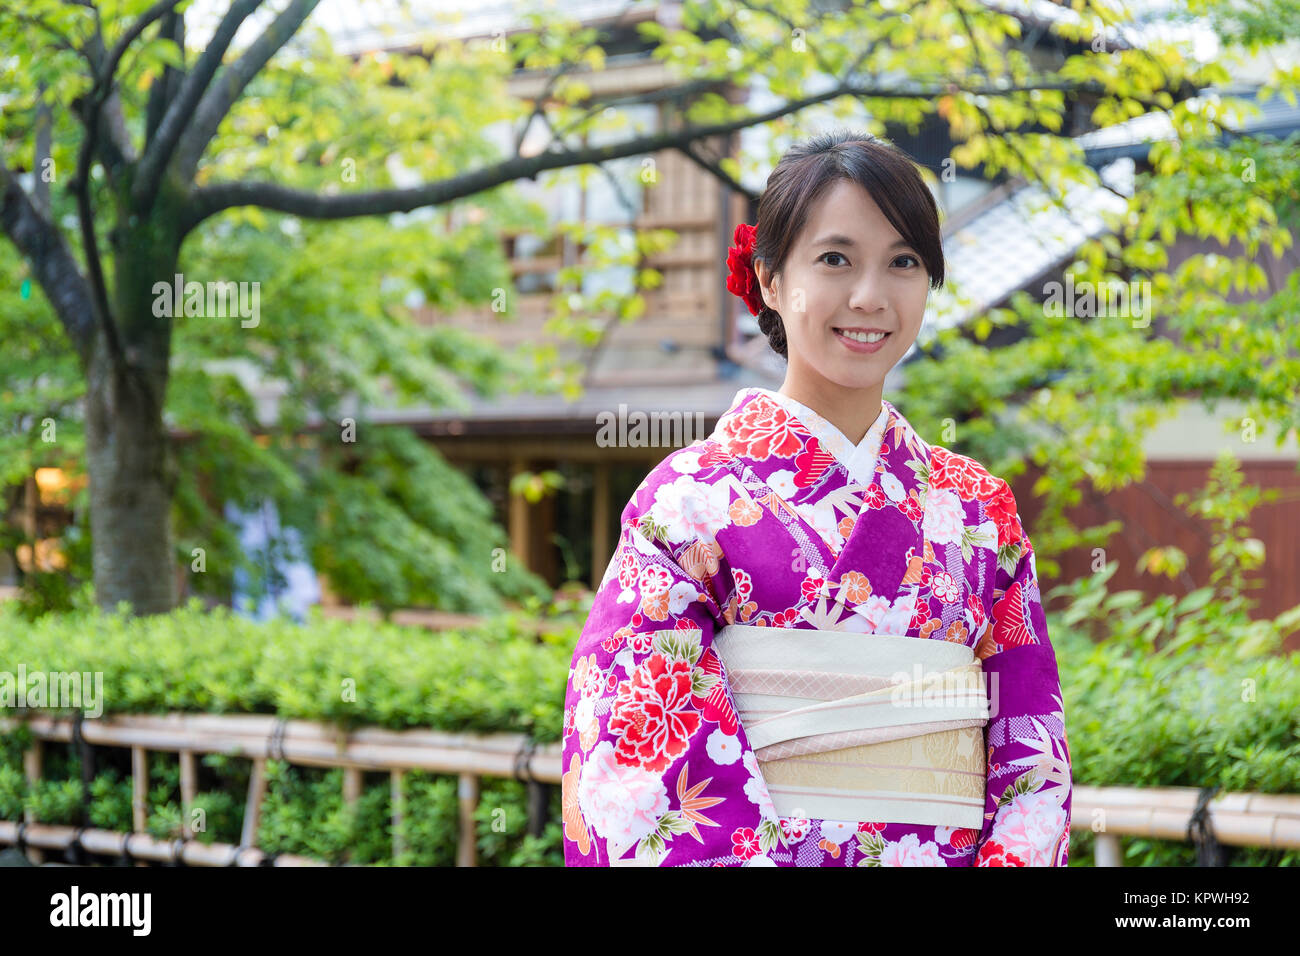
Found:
[714,624,989,830]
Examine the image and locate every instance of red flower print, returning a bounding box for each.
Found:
[857,821,885,833]
[617,549,639,589]
[723,396,806,460]
[801,575,826,602]
[781,817,811,842]
[908,599,931,632]
[609,652,702,773]
[975,839,1027,866]
[731,826,761,860]
[900,495,923,522]
[983,481,1023,548]
[929,446,1003,499]
[863,484,889,509]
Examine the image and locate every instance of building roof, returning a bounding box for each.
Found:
[922,86,1300,338]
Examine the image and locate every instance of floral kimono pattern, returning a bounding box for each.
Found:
[562,387,1072,866]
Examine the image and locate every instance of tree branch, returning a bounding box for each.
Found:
[678,137,757,203]
[145,9,187,146]
[181,76,1128,235]
[135,0,264,212]
[0,158,96,365]
[172,0,321,189]
[69,0,186,370]
[98,0,187,88]
[33,86,53,219]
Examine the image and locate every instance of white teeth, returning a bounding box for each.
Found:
[836,329,887,343]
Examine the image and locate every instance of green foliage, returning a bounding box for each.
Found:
[1050,459,1300,865]
[0,600,578,864]
[0,599,575,737]
[4,0,1298,617]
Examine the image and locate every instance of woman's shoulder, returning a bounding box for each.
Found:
[925,441,1026,548]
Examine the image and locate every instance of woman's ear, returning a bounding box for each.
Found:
[754,258,778,311]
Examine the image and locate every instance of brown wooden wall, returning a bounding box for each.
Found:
[1011,459,1300,653]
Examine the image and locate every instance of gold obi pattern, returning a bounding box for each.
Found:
[714,624,989,829]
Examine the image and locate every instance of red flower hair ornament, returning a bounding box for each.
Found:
[726,222,766,317]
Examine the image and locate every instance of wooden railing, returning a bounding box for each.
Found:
[1071,784,1300,864]
[3,712,1296,866]
[0,713,561,867]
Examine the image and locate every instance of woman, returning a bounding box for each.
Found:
[561,129,1072,866]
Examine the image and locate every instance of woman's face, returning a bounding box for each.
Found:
[753,178,930,393]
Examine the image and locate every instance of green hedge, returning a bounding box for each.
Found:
[1052,564,1300,866]
[0,599,576,866]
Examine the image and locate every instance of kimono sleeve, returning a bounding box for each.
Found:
[560,473,783,867]
[973,483,1073,866]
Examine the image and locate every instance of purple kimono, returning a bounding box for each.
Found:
[561,387,1072,866]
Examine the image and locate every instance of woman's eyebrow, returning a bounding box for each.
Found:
[811,235,912,249]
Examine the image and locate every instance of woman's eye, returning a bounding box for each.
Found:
[819,252,847,266]
[895,254,920,268]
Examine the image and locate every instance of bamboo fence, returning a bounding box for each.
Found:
[1,712,1297,866]
[0,712,562,866]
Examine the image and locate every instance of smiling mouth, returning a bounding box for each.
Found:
[832,328,891,344]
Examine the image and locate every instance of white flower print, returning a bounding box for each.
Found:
[820,820,855,845]
[879,833,946,866]
[988,790,1069,866]
[651,474,733,544]
[766,469,798,500]
[667,580,702,615]
[742,750,777,819]
[879,470,905,502]
[921,487,965,546]
[707,729,742,765]
[874,593,917,636]
[851,594,892,630]
[577,740,670,847]
[670,451,703,474]
[797,501,843,548]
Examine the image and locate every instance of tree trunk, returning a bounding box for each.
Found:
[84,200,182,621]
[84,333,178,615]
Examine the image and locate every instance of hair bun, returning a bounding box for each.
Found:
[756,307,788,360]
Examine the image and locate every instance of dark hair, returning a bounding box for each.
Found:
[751,128,946,359]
